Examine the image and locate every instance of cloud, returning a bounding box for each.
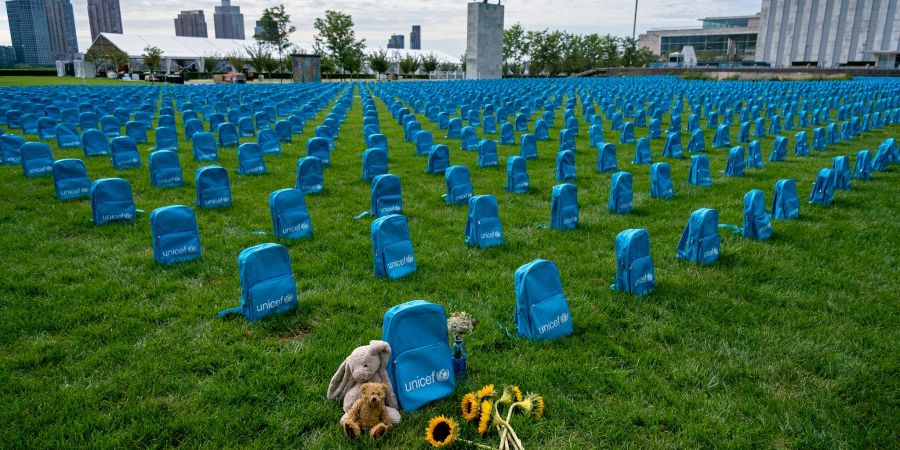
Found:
[0,0,761,56]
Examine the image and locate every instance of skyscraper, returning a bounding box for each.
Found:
[410,25,421,50]
[7,0,51,65]
[387,34,404,49]
[87,0,122,41]
[175,10,208,38]
[253,20,263,39]
[213,0,245,40]
[45,0,78,60]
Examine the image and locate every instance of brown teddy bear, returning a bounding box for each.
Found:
[343,382,391,439]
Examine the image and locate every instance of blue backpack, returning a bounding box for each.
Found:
[218,243,298,321]
[444,165,473,205]
[514,259,573,341]
[52,158,90,200]
[688,129,705,152]
[110,136,141,169]
[499,122,514,145]
[217,122,239,147]
[769,136,787,162]
[465,194,503,248]
[663,132,683,158]
[426,144,450,174]
[688,154,712,186]
[633,137,652,165]
[747,140,764,168]
[809,168,835,206]
[650,162,674,200]
[712,124,730,148]
[90,178,136,225]
[269,188,312,240]
[520,134,537,160]
[725,146,745,177]
[555,150,576,181]
[794,131,809,156]
[871,138,894,172]
[596,143,617,173]
[534,119,549,140]
[362,148,389,181]
[296,156,324,194]
[506,155,529,193]
[415,130,433,156]
[307,137,331,166]
[608,171,633,214]
[612,229,655,296]
[367,133,388,153]
[559,128,576,151]
[852,150,871,181]
[477,139,499,167]
[589,124,605,147]
[742,190,772,240]
[550,183,579,230]
[772,179,799,220]
[56,123,81,148]
[619,122,635,144]
[258,129,281,155]
[149,205,202,265]
[154,126,179,151]
[195,165,232,209]
[382,300,455,411]
[0,133,25,165]
[676,208,720,264]
[149,150,184,188]
[370,174,403,217]
[461,126,479,151]
[192,131,219,161]
[237,143,267,175]
[832,156,851,190]
[371,214,416,279]
[738,121,750,142]
[20,142,53,178]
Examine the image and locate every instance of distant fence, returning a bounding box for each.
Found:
[0,69,57,77]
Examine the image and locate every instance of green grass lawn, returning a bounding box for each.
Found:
[0,75,139,87]
[0,78,898,449]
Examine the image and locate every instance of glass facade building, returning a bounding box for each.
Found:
[661,33,757,60]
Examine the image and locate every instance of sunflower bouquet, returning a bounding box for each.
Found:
[425,384,544,449]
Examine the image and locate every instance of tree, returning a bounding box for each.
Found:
[368,49,390,79]
[245,42,274,79]
[313,10,366,80]
[503,23,527,76]
[460,53,467,74]
[421,53,439,78]
[256,4,296,81]
[398,54,419,76]
[142,46,162,74]
[634,46,659,68]
[202,53,220,73]
[227,50,246,72]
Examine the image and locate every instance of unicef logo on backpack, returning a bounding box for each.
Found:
[387,254,414,270]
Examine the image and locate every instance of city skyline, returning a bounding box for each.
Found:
[87,0,121,41]
[0,0,760,57]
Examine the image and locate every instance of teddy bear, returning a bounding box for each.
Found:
[327,340,401,426]
[342,382,392,439]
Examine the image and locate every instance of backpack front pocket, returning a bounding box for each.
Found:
[527,293,573,340]
[376,194,402,216]
[56,178,90,199]
[154,168,183,187]
[95,200,136,225]
[659,180,674,199]
[247,275,297,321]
[615,191,633,213]
[392,341,455,411]
[476,218,503,248]
[628,256,655,296]
[156,231,201,264]
[782,198,799,220]
[113,153,140,169]
[200,186,231,208]
[559,204,579,229]
[697,233,720,264]
[753,214,772,240]
[24,161,52,177]
[449,185,472,204]
[276,210,312,239]
[381,240,416,279]
[241,159,266,175]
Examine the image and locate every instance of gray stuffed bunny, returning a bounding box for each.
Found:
[327,340,401,425]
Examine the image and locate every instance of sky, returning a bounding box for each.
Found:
[0,0,761,57]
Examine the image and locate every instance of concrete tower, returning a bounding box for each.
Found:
[466,1,504,79]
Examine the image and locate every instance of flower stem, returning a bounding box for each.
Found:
[457,438,494,449]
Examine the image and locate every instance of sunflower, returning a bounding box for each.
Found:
[497,386,514,407]
[461,392,479,421]
[534,395,545,419]
[425,415,457,448]
[476,384,495,400]
[512,385,524,403]
[477,400,493,434]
